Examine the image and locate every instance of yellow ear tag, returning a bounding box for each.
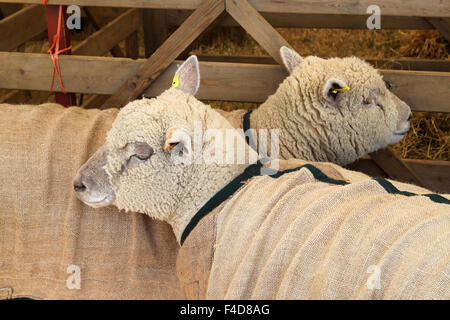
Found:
[172,74,180,88]
[332,86,350,94]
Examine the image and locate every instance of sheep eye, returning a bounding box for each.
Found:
[131,142,154,161]
[363,91,378,107]
[134,154,151,161]
[363,98,373,106]
[385,81,392,90]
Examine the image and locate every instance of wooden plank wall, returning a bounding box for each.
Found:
[1,53,449,113]
[0,5,46,51]
[166,10,438,29]
[2,0,449,17]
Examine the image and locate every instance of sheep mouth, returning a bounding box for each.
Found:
[82,195,115,208]
[389,131,408,145]
[394,130,409,136]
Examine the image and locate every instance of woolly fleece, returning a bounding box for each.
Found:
[250,54,411,165]
[105,88,257,242]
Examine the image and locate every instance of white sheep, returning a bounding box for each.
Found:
[166,49,413,166]
[230,46,412,165]
[75,48,414,199]
[75,50,413,207]
[75,60,450,299]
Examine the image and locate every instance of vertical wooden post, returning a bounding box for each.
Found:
[45,5,76,107]
[142,9,168,57]
[125,31,139,59]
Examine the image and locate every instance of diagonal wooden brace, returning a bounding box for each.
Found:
[426,17,450,43]
[370,147,427,188]
[225,0,291,68]
[102,0,225,108]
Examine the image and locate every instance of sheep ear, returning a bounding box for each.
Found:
[172,55,200,95]
[323,78,350,104]
[280,46,302,73]
[164,128,192,162]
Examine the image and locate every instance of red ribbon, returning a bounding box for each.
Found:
[42,1,72,93]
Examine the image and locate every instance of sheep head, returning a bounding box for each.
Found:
[276,46,412,164]
[74,56,254,241]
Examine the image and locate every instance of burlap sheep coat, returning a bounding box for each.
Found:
[1,104,448,299]
[178,160,450,299]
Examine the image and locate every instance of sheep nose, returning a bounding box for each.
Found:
[73,178,86,192]
[407,113,412,121]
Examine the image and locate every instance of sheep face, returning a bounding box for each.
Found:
[74,56,201,215]
[101,89,250,229]
[73,92,201,220]
[103,95,194,220]
[75,57,252,235]
[279,47,412,164]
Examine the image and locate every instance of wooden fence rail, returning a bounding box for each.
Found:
[195,55,450,72]
[166,10,442,30]
[1,53,449,113]
[72,8,140,56]
[2,0,449,17]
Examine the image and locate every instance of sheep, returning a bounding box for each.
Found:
[75,60,450,299]
[75,50,412,206]
[143,49,412,166]
[229,46,412,165]
[165,49,412,166]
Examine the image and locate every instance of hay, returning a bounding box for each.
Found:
[396,30,449,59]
[392,112,449,161]
[191,28,449,60]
